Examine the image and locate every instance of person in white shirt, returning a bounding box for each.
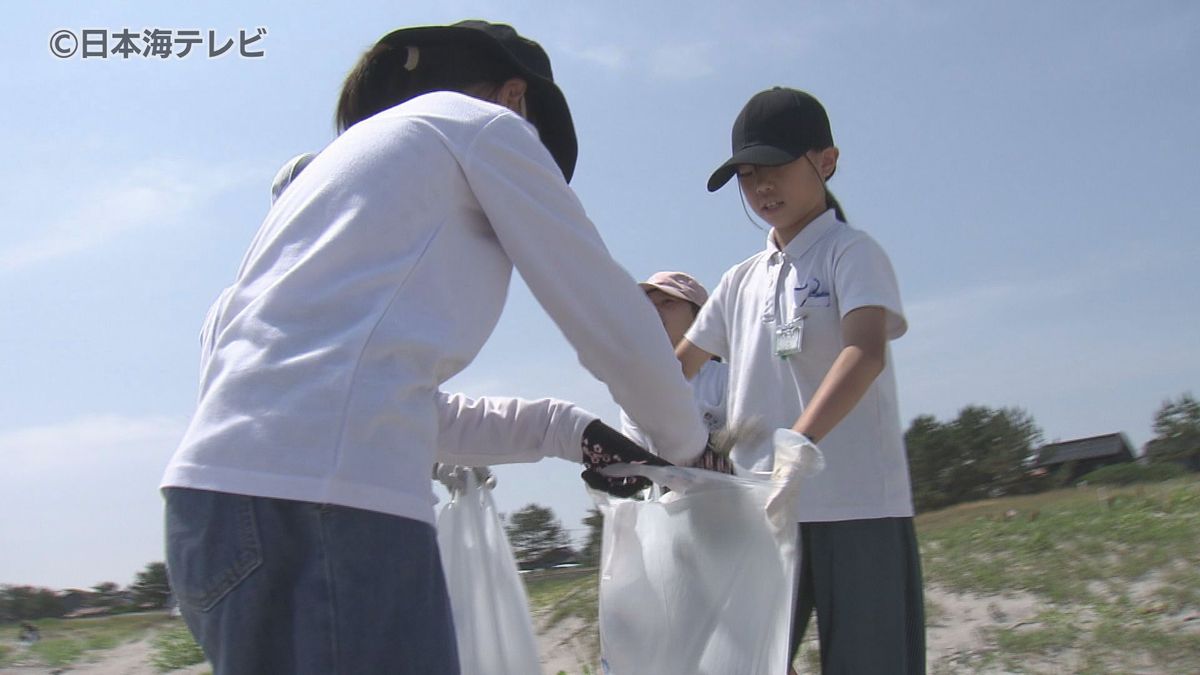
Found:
[678,87,925,674]
[161,21,705,674]
[619,271,729,471]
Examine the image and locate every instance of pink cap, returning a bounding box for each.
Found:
[639,271,709,308]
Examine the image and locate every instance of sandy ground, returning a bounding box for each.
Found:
[923,584,1043,667]
[0,614,591,675]
[0,593,1063,675]
[1,623,585,675]
[2,586,1188,674]
[0,633,209,675]
[533,610,596,675]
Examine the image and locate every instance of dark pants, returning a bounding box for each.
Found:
[164,488,459,675]
[790,517,925,674]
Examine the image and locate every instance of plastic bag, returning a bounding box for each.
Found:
[437,468,542,675]
[593,459,815,675]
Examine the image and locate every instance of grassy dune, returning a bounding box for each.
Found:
[0,612,179,669]
[526,476,1200,674]
[918,477,1200,673]
[3,476,1195,673]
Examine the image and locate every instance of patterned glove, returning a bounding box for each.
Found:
[580,420,671,498]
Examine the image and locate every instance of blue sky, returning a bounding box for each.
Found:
[2,1,1197,589]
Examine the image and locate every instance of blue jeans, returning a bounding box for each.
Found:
[164,488,460,674]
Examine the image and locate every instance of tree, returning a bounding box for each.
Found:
[906,405,1044,512]
[0,585,65,621]
[505,503,572,568]
[131,562,171,608]
[579,508,604,567]
[905,414,959,512]
[1145,393,1200,471]
[89,581,124,608]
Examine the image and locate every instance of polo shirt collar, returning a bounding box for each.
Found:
[766,209,842,260]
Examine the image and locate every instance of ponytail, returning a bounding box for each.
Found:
[825,189,846,222]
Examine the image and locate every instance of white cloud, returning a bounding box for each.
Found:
[0,160,247,273]
[0,414,186,472]
[576,44,631,71]
[1,414,188,588]
[648,42,717,81]
[554,38,713,80]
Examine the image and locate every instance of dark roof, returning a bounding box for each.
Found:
[1036,433,1135,466]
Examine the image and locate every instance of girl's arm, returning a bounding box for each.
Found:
[790,306,888,443]
[675,338,715,381]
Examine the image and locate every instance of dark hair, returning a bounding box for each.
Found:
[336,41,523,133]
[825,188,846,222]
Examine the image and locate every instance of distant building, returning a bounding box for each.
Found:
[58,590,87,614]
[1035,432,1137,483]
[519,546,578,571]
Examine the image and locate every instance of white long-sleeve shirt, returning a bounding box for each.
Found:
[620,359,728,451]
[434,392,595,466]
[266,153,599,469]
[161,91,706,524]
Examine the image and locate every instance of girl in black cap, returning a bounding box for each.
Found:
[679,87,925,673]
[161,21,706,674]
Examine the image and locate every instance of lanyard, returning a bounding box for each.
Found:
[769,252,804,358]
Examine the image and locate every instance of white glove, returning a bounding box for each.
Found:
[764,429,825,532]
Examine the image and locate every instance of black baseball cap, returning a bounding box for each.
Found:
[707,87,834,192]
[380,20,578,182]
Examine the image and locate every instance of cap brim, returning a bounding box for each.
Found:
[706,145,798,192]
[381,26,578,182]
[638,281,701,307]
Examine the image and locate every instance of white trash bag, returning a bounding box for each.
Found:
[436,466,542,675]
[594,441,822,675]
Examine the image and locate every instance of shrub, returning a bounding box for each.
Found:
[1076,462,1186,486]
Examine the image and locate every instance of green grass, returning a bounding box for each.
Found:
[1,612,174,668]
[519,478,1200,673]
[150,623,207,672]
[2,477,1195,673]
[917,476,1200,673]
[523,568,601,665]
[525,568,599,627]
[988,608,1078,655]
[30,637,86,666]
[917,478,1200,603]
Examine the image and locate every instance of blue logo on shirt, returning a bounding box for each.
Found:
[795,278,830,306]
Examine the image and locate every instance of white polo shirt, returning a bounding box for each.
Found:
[686,209,914,522]
[161,91,706,525]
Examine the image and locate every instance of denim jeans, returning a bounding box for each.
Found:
[164,488,459,674]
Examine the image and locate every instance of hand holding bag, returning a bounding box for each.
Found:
[593,441,823,675]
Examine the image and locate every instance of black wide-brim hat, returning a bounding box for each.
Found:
[707,87,833,192]
[380,20,578,183]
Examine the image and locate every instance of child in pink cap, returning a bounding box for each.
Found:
[621,271,730,469]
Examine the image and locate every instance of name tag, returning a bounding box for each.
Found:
[773,316,804,358]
